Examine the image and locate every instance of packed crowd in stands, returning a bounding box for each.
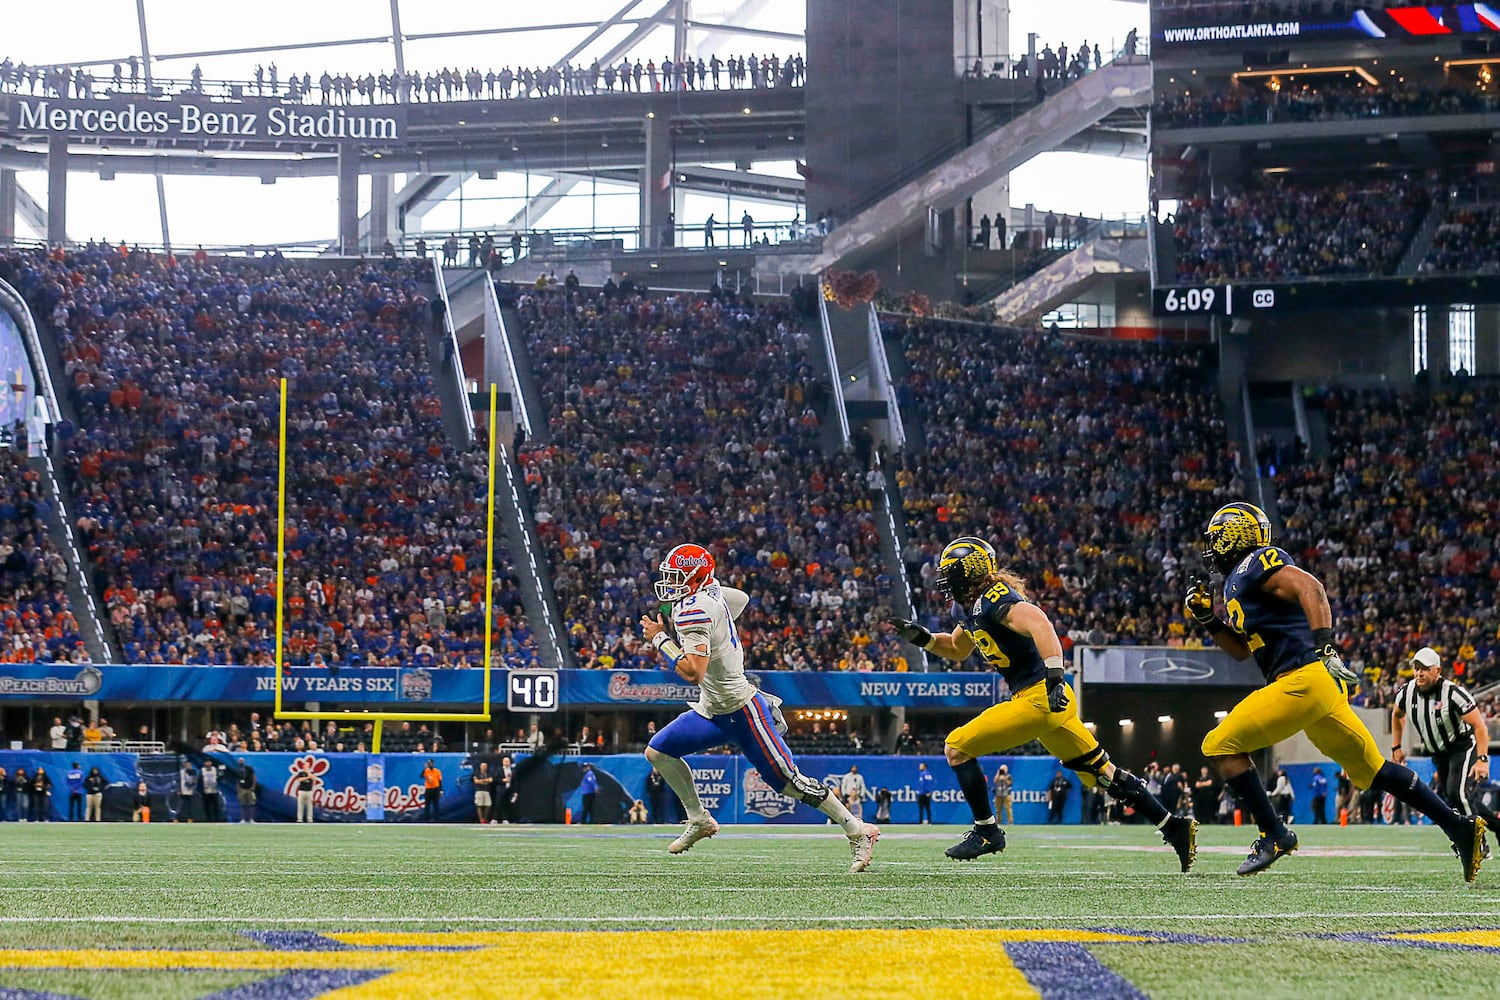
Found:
[0,449,89,664]
[0,51,805,105]
[1169,178,1429,282]
[1420,204,1500,274]
[515,284,908,673]
[1277,384,1500,707]
[0,245,533,669]
[1155,82,1497,130]
[196,716,446,754]
[890,317,1239,651]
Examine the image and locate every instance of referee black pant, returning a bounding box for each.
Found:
[1431,742,1476,813]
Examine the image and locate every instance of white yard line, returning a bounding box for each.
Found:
[0,911,1489,925]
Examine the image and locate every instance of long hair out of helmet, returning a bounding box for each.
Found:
[936,535,1026,605]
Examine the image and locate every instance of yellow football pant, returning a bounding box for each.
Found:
[947,679,1100,781]
[1201,662,1386,788]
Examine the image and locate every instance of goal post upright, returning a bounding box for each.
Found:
[273,378,499,731]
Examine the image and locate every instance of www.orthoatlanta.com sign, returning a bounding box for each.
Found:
[6,98,404,143]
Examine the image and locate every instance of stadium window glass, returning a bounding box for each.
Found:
[1448,304,1476,375]
[1411,306,1427,374]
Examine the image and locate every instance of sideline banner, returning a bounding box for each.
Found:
[0,664,1003,709]
[1280,759,1436,827]
[0,751,1082,824]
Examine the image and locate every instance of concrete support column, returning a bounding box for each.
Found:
[641,115,673,248]
[0,170,15,245]
[336,144,360,255]
[370,173,394,249]
[46,136,67,246]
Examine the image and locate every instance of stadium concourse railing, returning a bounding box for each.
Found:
[814,280,853,446]
[427,251,476,446]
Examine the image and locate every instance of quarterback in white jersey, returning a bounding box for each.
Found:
[642,543,879,871]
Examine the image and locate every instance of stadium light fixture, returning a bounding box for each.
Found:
[1118,719,1134,727]
[274,379,499,750]
[1235,65,1379,87]
[1157,715,1173,723]
[1213,710,1229,719]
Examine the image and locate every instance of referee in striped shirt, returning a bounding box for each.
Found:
[1392,647,1490,812]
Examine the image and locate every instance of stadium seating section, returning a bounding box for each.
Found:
[1170,180,1429,282]
[514,287,901,672]
[1277,384,1500,704]
[3,248,1496,714]
[0,247,533,669]
[1155,84,1495,130]
[890,318,1238,650]
[0,451,86,663]
[1420,205,1500,274]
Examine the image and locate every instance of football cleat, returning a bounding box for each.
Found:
[1236,829,1298,876]
[849,824,880,873]
[1162,815,1199,873]
[945,824,1006,861]
[668,816,719,855]
[1450,816,1488,884]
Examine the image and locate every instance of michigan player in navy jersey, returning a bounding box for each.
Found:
[891,537,1197,870]
[1186,502,1487,880]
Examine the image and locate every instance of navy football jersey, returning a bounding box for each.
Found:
[957,579,1046,690]
[1221,545,1318,682]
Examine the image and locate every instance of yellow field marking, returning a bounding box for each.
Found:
[1390,930,1500,949]
[0,929,1145,1000]
[272,378,499,742]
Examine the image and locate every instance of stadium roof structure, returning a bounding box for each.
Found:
[0,0,808,249]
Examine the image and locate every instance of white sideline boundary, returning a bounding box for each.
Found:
[0,911,1490,925]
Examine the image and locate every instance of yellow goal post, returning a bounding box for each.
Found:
[272,377,497,753]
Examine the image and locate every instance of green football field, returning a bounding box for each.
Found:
[0,822,1495,999]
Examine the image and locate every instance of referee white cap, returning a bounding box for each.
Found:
[1410,646,1442,669]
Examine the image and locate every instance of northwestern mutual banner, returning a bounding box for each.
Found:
[0,665,1005,708]
[1079,646,1264,688]
[4,96,405,144]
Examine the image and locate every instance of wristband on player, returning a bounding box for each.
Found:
[1044,655,1066,680]
[651,631,683,665]
[1311,627,1336,651]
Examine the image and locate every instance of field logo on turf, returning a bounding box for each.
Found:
[743,769,795,818]
[4,928,1496,998]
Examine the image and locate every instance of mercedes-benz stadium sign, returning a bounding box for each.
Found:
[4,97,405,144]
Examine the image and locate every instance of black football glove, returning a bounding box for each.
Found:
[1184,580,1220,629]
[888,618,933,649]
[1312,627,1359,689]
[1046,675,1069,713]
